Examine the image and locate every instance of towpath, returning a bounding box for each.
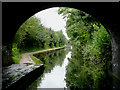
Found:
[19,47,64,64]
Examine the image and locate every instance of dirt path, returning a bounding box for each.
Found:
[19,47,64,64]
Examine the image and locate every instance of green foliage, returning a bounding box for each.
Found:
[27,49,68,89]
[12,43,22,63]
[30,54,43,66]
[82,24,111,64]
[59,7,112,88]
[12,54,22,64]
[13,16,67,51]
[12,15,67,63]
[33,49,68,73]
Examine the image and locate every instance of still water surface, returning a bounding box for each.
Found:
[28,49,71,88]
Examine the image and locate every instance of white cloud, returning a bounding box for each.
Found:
[34,7,70,40]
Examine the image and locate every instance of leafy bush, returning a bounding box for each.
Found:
[59,7,112,88]
[12,44,22,63]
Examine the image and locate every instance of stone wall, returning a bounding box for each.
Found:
[110,29,120,88]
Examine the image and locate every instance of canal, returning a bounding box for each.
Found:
[27,48,71,89]
[2,47,113,89]
[27,47,113,89]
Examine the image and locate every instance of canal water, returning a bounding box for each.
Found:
[27,48,113,89]
[27,49,71,89]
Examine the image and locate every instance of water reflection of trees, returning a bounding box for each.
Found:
[65,47,112,89]
[27,49,68,89]
[34,49,68,73]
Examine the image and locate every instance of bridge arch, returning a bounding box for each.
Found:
[2,2,120,87]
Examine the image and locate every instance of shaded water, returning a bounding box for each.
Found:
[28,49,71,89]
[65,48,113,89]
[2,47,114,89]
[28,48,113,89]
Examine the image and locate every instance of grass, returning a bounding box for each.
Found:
[19,48,44,54]
[12,46,66,64]
[19,46,66,54]
[30,54,43,66]
[29,46,66,66]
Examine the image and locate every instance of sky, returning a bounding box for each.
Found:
[34,7,70,40]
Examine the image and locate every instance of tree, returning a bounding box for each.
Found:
[58,7,112,88]
[13,15,67,52]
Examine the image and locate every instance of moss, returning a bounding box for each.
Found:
[112,73,120,81]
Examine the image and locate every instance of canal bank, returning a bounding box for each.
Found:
[27,48,71,89]
[2,64,45,90]
[19,47,66,65]
[2,47,67,89]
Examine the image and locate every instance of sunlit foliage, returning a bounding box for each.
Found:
[58,7,112,88]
